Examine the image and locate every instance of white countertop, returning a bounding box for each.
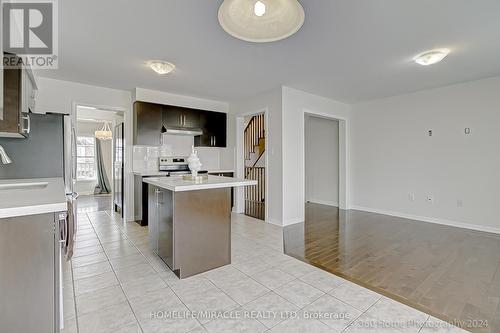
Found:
[133,170,169,177]
[0,178,67,219]
[133,170,235,177]
[143,175,257,192]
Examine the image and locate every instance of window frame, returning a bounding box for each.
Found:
[76,136,97,181]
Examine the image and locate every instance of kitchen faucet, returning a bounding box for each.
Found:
[0,145,12,164]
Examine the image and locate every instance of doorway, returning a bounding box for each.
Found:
[304,114,339,208]
[243,113,266,220]
[75,106,124,217]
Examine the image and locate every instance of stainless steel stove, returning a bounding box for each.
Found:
[159,156,191,175]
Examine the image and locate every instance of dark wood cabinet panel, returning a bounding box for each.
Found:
[162,105,182,128]
[0,54,36,138]
[133,101,226,147]
[133,102,162,145]
[163,105,200,129]
[182,109,200,128]
[0,66,21,135]
[194,111,226,147]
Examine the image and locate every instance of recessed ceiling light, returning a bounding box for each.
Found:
[148,60,175,75]
[218,0,305,43]
[414,49,450,66]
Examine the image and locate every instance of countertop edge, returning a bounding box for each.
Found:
[0,202,68,219]
[143,176,257,192]
[133,170,236,176]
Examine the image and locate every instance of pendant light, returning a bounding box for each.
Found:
[95,122,113,140]
[218,0,305,43]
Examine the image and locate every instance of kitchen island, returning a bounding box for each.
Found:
[143,175,257,278]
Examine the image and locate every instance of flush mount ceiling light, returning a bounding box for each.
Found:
[414,48,450,66]
[148,60,176,75]
[218,0,305,43]
[95,122,113,141]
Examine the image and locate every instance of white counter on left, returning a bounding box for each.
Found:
[0,178,67,219]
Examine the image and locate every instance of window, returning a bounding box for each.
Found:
[76,136,96,180]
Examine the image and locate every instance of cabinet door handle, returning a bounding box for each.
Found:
[213,136,216,146]
[155,189,160,205]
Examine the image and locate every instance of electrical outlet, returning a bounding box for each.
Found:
[408,193,415,202]
[457,199,463,208]
[426,195,434,204]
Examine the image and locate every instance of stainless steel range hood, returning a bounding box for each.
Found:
[162,127,203,136]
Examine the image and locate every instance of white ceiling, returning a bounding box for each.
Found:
[38,0,500,103]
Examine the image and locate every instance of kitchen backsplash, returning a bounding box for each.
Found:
[133,134,235,172]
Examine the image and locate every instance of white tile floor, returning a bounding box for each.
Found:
[61,200,468,333]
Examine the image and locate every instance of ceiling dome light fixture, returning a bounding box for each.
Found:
[414,48,450,66]
[218,0,305,43]
[148,60,176,75]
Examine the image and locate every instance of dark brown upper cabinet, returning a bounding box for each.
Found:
[194,111,227,148]
[133,101,227,147]
[0,54,37,138]
[133,102,162,145]
[162,105,200,129]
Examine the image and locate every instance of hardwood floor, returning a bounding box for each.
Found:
[284,203,500,333]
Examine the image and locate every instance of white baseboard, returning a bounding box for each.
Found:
[267,218,284,227]
[283,217,304,226]
[307,199,339,207]
[350,205,500,235]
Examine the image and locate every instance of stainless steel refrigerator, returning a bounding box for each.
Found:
[0,112,77,332]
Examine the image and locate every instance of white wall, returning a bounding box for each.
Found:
[350,76,500,233]
[36,77,134,221]
[282,87,351,225]
[230,88,283,225]
[305,115,339,206]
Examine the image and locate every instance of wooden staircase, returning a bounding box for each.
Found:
[244,114,265,220]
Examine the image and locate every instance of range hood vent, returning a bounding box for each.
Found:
[162,126,203,136]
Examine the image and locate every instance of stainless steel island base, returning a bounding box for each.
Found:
[148,185,231,278]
